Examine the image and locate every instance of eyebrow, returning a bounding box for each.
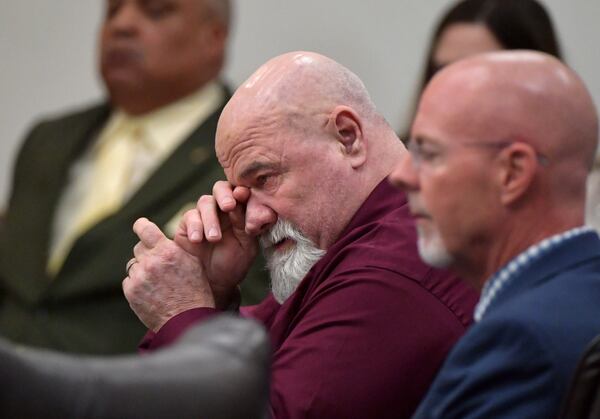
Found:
[238,161,279,181]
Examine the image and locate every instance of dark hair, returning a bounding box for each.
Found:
[402,0,562,138]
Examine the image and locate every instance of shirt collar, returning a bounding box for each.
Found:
[108,81,224,157]
[474,226,595,322]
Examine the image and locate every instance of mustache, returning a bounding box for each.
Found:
[259,218,316,251]
[407,195,431,218]
[102,45,144,64]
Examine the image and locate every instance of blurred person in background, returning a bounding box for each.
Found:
[401,0,562,138]
[0,0,268,355]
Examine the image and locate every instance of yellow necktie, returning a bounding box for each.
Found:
[47,120,145,276]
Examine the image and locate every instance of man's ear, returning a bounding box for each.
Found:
[329,106,367,169]
[497,143,539,206]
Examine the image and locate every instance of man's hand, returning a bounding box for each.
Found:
[174,181,260,308]
[123,218,216,332]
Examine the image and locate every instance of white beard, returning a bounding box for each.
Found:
[416,224,454,268]
[260,219,326,304]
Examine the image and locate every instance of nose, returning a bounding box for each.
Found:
[104,2,140,36]
[244,195,278,236]
[388,151,420,191]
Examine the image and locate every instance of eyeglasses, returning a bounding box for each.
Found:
[405,137,549,168]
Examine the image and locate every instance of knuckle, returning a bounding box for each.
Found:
[144,258,161,277]
[162,247,179,264]
[154,243,182,268]
[182,209,195,220]
[123,276,140,301]
[198,194,214,207]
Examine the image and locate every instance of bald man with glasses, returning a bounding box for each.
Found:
[391,51,600,418]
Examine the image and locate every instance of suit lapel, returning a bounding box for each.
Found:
[40,105,112,230]
[53,94,229,290]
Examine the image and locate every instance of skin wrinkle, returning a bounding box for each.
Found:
[238,162,280,184]
[223,143,285,189]
[217,113,283,169]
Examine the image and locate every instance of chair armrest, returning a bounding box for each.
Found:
[0,314,270,419]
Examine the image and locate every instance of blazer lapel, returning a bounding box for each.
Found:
[52,94,229,290]
[41,105,112,227]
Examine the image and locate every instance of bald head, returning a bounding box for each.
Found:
[422,51,598,171]
[240,51,375,111]
[414,51,598,217]
[217,52,380,157]
[214,51,403,252]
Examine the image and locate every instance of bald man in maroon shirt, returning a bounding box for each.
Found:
[123,51,478,418]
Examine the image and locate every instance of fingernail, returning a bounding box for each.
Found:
[190,231,201,241]
[208,228,219,238]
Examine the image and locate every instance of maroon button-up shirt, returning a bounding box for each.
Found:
[140,180,478,418]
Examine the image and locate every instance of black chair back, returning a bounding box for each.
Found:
[0,314,270,419]
[559,333,600,418]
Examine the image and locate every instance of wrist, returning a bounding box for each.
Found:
[212,285,241,311]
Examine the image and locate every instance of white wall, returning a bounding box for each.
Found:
[1,0,599,207]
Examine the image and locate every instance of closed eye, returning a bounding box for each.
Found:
[256,174,270,186]
[255,173,277,190]
[417,146,440,162]
[237,161,281,192]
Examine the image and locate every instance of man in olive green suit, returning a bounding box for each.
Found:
[0,0,268,354]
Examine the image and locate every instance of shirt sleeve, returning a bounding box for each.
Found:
[138,307,220,352]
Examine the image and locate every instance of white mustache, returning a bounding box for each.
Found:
[260,218,308,250]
